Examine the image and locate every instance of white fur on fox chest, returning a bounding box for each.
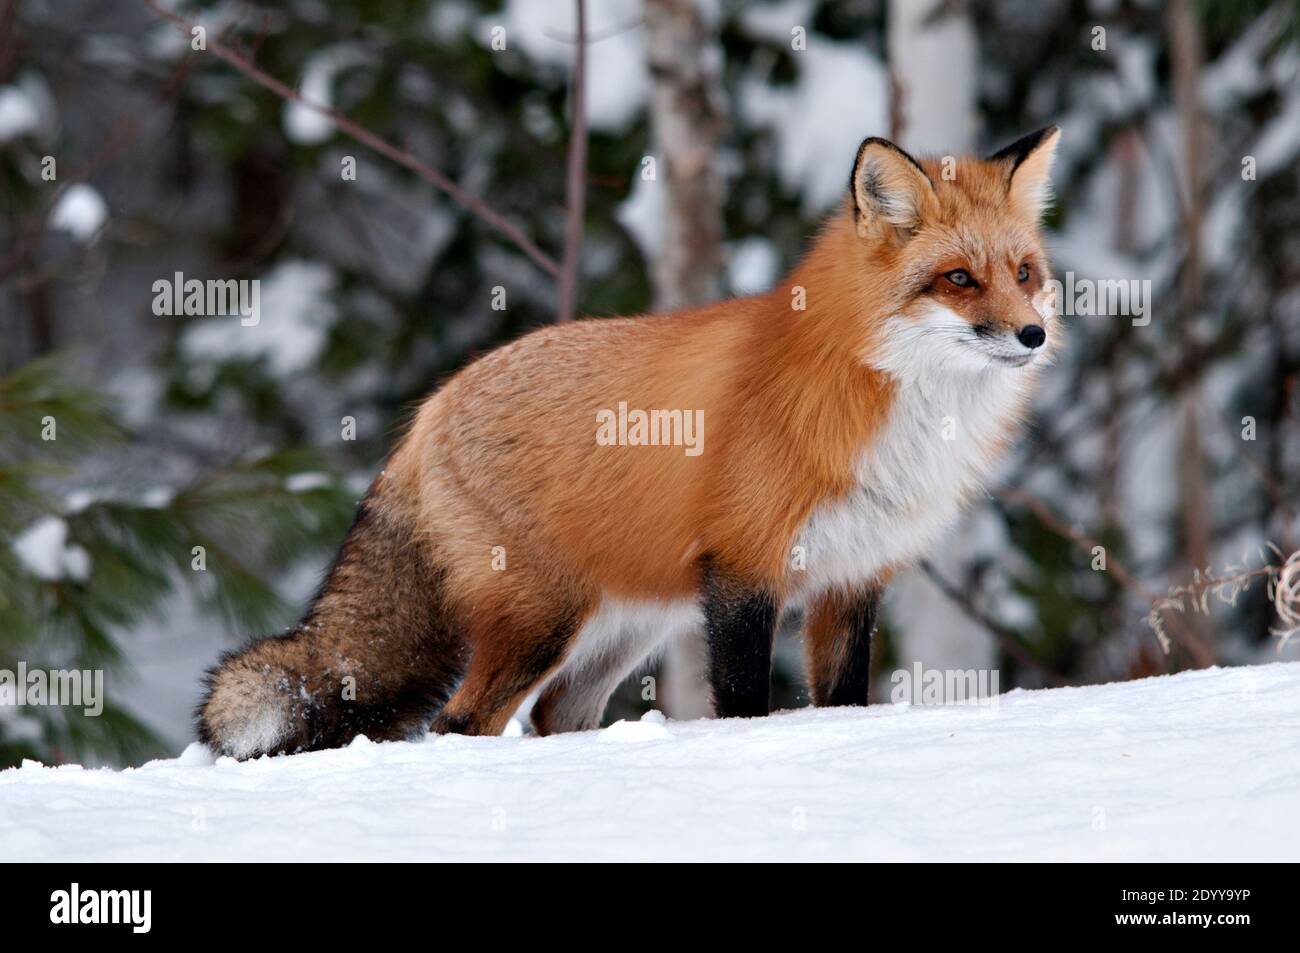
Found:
[790,333,1031,600]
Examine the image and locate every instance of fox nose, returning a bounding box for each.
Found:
[1017,324,1046,349]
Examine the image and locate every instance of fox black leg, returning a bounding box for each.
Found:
[701,560,778,718]
[806,586,882,707]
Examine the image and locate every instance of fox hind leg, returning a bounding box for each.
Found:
[431,600,591,737]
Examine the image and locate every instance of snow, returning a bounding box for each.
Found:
[3,663,1298,861]
[10,516,91,582]
[284,472,332,493]
[616,166,661,263]
[0,83,40,141]
[597,708,672,743]
[740,37,888,212]
[48,184,108,243]
[283,45,370,145]
[485,0,649,133]
[728,237,780,295]
[180,259,335,377]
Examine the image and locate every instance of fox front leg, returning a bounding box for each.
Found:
[804,586,882,707]
[701,560,778,718]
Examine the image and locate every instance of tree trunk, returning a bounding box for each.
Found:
[884,0,993,686]
[643,0,724,311]
[1169,0,1215,663]
[643,0,724,718]
[885,0,978,154]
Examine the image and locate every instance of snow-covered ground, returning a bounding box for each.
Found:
[3,663,1298,862]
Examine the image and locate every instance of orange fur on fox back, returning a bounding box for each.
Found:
[394,151,1056,606]
[391,211,892,606]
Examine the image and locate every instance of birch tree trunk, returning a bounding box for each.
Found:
[883,0,995,683]
[643,0,724,718]
[885,0,979,154]
[643,0,724,310]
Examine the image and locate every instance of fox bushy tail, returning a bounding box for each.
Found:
[196,479,465,758]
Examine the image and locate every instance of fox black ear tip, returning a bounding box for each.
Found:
[1023,125,1061,149]
[988,125,1061,165]
[856,136,897,156]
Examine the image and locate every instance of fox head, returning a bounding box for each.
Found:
[849,126,1062,378]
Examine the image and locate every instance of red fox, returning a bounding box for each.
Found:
[199,127,1061,758]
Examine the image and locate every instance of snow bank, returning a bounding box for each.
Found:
[3,663,1298,862]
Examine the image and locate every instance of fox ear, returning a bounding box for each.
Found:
[850,137,935,238]
[988,125,1061,220]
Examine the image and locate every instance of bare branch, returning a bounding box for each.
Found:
[142,0,560,279]
[918,560,1068,687]
[998,488,1216,668]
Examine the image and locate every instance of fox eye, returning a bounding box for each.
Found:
[944,269,975,288]
[1018,263,1031,283]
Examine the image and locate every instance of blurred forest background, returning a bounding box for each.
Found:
[2,0,1298,768]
